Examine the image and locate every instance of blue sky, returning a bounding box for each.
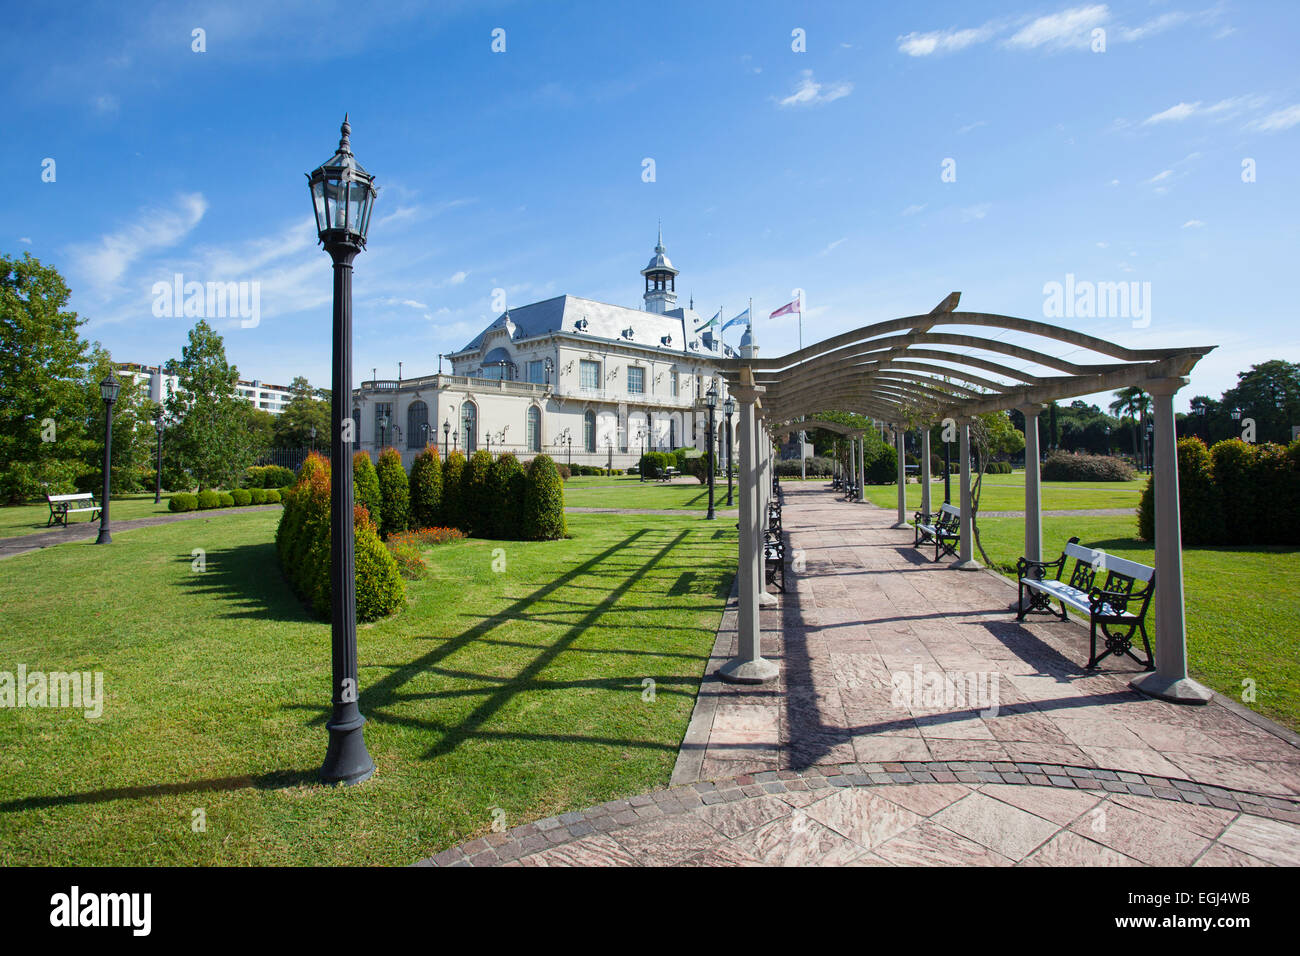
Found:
[5,0,1298,411]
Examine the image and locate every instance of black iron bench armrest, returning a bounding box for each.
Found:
[1016,554,1066,579]
[1087,584,1150,615]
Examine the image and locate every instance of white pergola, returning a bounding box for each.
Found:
[713,293,1216,705]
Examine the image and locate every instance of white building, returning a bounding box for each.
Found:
[352,232,744,470]
[117,363,296,415]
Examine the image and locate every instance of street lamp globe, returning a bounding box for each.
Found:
[100,374,121,404]
[705,384,718,409]
[306,115,377,248]
[723,395,736,417]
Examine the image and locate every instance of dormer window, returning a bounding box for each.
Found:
[622,327,635,340]
[660,334,672,347]
[574,317,589,332]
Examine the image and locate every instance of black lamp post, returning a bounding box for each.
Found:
[443,419,451,457]
[567,435,572,467]
[704,384,718,520]
[153,415,164,505]
[378,414,389,449]
[1145,419,1154,472]
[95,373,121,543]
[307,113,377,787]
[724,395,736,507]
[420,421,429,449]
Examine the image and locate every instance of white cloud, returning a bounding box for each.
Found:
[777,70,852,108]
[897,24,997,57]
[1182,220,1206,228]
[819,238,848,255]
[1117,11,1189,42]
[901,204,926,216]
[92,93,120,115]
[1143,101,1200,124]
[68,192,208,291]
[1146,169,1173,184]
[1250,104,1300,132]
[1005,5,1109,51]
[961,203,991,222]
[957,120,987,134]
[19,237,32,244]
[446,270,468,285]
[1096,241,1108,248]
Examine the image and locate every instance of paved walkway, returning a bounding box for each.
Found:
[0,505,282,561]
[421,482,1300,866]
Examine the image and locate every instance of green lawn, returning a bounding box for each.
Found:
[855,470,1147,513]
[962,511,1299,733]
[0,493,178,538]
[0,508,735,865]
[563,474,731,510]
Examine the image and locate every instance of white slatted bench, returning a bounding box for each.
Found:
[1016,536,1155,670]
[46,492,101,527]
[913,502,960,562]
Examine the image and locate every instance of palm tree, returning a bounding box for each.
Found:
[1109,386,1150,466]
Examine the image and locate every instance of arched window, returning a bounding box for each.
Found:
[407,400,429,449]
[526,406,542,453]
[583,410,596,453]
[461,401,477,454]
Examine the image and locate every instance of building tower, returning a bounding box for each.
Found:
[641,223,679,314]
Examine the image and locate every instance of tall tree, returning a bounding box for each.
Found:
[164,320,256,490]
[0,253,93,500]
[1109,386,1150,463]
[272,375,330,449]
[1221,360,1300,445]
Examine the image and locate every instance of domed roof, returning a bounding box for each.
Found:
[640,224,679,277]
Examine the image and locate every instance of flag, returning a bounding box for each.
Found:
[694,308,721,333]
[720,307,750,331]
[769,296,801,319]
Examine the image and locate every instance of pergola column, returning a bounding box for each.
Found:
[847,437,856,498]
[1131,378,1211,704]
[954,419,981,569]
[757,414,777,607]
[920,426,932,518]
[719,383,778,684]
[892,424,908,528]
[1018,404,1045,564]
[857,432,865,501]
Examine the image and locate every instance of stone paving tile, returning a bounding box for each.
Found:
[930,791,1061,861]
[728,809,868,866]
[1067,800,1211,866]
[1021,829,1143,867]
[979,783,1103,827]
[1216,815,1300,866]
[872,820,1016,867]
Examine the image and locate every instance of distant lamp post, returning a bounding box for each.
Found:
[1102,424,1111,456]
[723,395,736,507]
[420,421,429,449]
[378,415,389,448]
[567,435,572,467]
[606,437,613,473]
[704,384,718,520]
[1230,407,1243,422]
[153,415,164,505]
[1145,419,1155,472]
[307,113,377,787]
[95,373,121,544]
[443,418,451,457]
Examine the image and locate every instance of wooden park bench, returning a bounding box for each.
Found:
[913,502,960,562]
[46,492,101,527]
[1016,536,1155,671]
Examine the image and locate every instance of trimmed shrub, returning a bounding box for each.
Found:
[522,454,567,540]
[352,451,382,524]
[638,451,673,479]
[1138,437,1225,545]
[265,488,281,504]
[249,488,267,505]
[864,444,898,484]
[408,446,443,529]
[442,451,467,530]
[169,493,198,513]
[987,461,1013,475]
[556,463,572,480]
[487,453,525,538]
[375,447,410,538]
[1041,452,1135,482]
[276,456,405,622]
[231,488,252,507]
[1209,439,1253,545]
[218,492,235,508]
[463,450,494,535]
[197,490,220,510]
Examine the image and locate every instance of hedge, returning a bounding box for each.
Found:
[375,447,410,538]
[1041,452,1135,482]
[264,489,281,504]
[487,453,526,538]
[197,490,220,510]
[408,446,443,529]
[1137,437,1224,545]
[275,453,405,622]
[249,488,267,505]
[169,493,198,512]
[442,451,467,530]
[231,489,252,507]
[522,455,567,540]
[243,465,295,489]
[352,451,382,525]
[463,450,494,535]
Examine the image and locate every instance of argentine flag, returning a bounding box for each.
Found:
[721,307,750,332]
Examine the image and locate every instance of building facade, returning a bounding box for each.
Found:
[117,363,296,415]
[352,233,743,470]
